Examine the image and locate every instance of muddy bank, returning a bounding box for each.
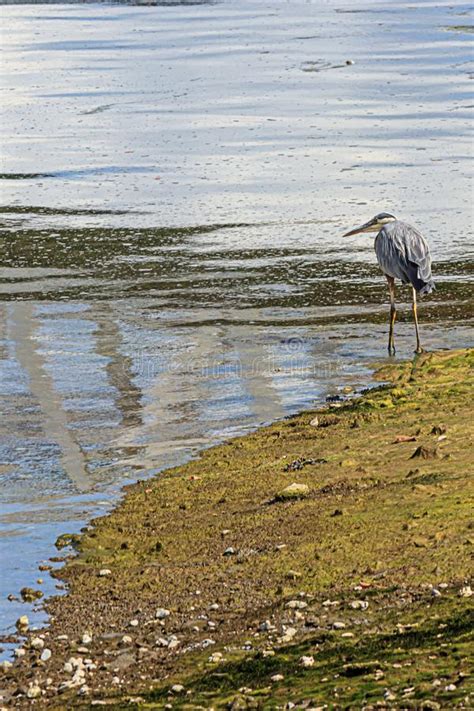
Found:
[1,349,473,709]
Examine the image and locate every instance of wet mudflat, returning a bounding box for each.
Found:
[0,0,473,649]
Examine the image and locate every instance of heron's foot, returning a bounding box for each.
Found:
[414,346,424,355]
[387,344,396,357]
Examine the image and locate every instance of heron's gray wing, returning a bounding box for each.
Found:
[375,222,434,294]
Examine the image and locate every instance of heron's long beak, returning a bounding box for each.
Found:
[343,217,378,237]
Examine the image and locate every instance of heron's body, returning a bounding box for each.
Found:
[374,220,434,295]
[343,212,435,355]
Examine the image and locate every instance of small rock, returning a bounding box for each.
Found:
[445,684,457,692]
[223,547,236,556]
[410,445,439,460]
[259,620,276,632]
[384,690,397,701]
[20,587,43,602]
[209,603,219,611]
[459,585,472,597]
[333,621,346,629]
[156,608,171,619]
[431,588,441,597]
[81,633,92,645]
[99,569,111,577]
[168,636,180,650]
[275,483,310,501]
[171,684,185,694]
[155,637,169,647]
[346,59,355,65]
[14,647,26,658]
[271,674,284,682]
[40,649,52,662]
[15,615,29,633]
[129,619,139,627]
[121,635,133,645]
[286,599,308,610]
[64,662,74,673]
[26,684,42,699]
[300,655,315,668]
[208,652,223,663]
[309,417,319,427]
[31,637,45,650]
[349,600,369,610]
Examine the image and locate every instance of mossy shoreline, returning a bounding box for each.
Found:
[2,349,473,709]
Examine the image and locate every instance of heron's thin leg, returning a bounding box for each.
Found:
[386,276,396,356]
[412,287,423,354]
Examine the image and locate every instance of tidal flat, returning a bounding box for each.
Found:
[2,348,473,708]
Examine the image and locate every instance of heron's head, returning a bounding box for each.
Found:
[343,212,396,237]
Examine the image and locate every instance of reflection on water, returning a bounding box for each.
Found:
[0,0,473,641]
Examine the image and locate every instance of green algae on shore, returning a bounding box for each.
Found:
[2,349,473,708]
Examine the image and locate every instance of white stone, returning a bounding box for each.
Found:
[121,635,133,644]
[99,569,111,577]
[156,608,170,619]
[40,649,52,662]
[271,674,284,682]
[81,633,92,645]
[300,655,315,668]
[286,600,307,610]
[349,600,369,610]
[208,652,223,663]
[171,684,185,693]
[31,637,45,650]
[333,621,346,629]
[15,615,29,632]
[129,619,139,627]
[26,684,41,699]
[459,585,473,598]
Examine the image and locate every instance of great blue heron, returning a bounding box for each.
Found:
[343,213,434,355]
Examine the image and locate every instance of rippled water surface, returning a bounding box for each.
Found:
[0,0,473,641]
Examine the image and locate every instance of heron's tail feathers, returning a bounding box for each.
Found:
[417,280,435,296]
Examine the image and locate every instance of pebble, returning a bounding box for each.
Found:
[168,636,180,650]
[271,674,284,682]
[259,620,276,632]
[40,648,52,662]
[156,608,171,619]
[129,619,139,627]
[275,482,310,501]
[31,637,45,650]
[171,684,185,694]
[333,621,346,629]
[445,684,457,692]
[208,652,223,663]
[309,417,319,427]
[322,599,339,607]
[431,588,441,597]
[26,684,42,699]
[223,547,236,556]
[156,637,169,647]
[201,638,216,648]
[121,635,133,644]
[209,603,219,611]
[112,676,121,685]
[64,662,74,673]
[99,569,112,577]
[57,634,69,641]
[279,626,297,643]
[346,59,355,65]
[459,585,472,597]
[15,615,29,632]
[384,691,397,701]
[81,633,93,645]
[349,600,369,610]
[286,600,308,610]
[300,655,315,668]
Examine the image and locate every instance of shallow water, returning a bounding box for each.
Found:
[0,0,473,644]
